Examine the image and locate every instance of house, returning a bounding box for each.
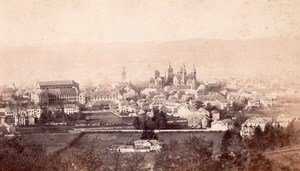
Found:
[90,90,118,102]
[211,119,234,131]
[260,98,273,108]
[63,104,79,114]
[79,93,87,104]
[177,107,210,128]
[87,101,114,110]
[197,93,228,109]
[137,99,153,111]
[141,88,158,98]
[27,107,42,118]
[117,140,162,153]
[175,105,193,118]
[212,110,220,121]
[13,109,35,125]
[186,113,206,128]
[164,101,181,115]
[0,108,15,116]
[134,140,152,149]
[118,100,130,113]
[276,114,295,127]
[247,99,260,108]
[240,117,273,138]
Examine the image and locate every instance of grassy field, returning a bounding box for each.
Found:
[74,131,224,154]
[21,131,224,155]
[17,125,71,134]
[22,133,80,154]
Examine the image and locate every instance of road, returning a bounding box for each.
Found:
[264,145,300,155]
[69,128,224,133]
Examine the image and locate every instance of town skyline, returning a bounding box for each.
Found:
[1,36,300,87]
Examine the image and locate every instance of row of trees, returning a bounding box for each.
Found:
[39,110,85,124]
[218,121,299,171]
[246,121,297,151]
[0,137,47,171]
[0,131,298,171]
[133,109,168,130]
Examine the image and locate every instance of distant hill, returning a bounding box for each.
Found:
[1,37,299,85]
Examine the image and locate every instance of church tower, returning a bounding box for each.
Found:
[190,64,197,89]
[166,61,174,85]
[193,64,197,80]
[122,66,126,81]
[182,64,187,85]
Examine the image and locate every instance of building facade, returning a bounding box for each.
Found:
[35,80,80,105]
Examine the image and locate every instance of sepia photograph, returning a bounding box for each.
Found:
[0,0,300,170]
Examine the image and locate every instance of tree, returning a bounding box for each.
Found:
[133,117,140,129]
[152,109,167,129]
[140,129,158,140]
[195,100,205,110]
[205,103,217,112]
[39,110,54,124]
[0,137,47,171]
[287,120,296,143]
[232,102,245,111]
[154,136,220,171]
[221,130,233,154]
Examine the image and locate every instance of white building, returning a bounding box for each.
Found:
[240,117,273,138]
[276,114,295,127]
[14,108,41,126]
[260,98,273,108]
[118,100,129,113]
[211,119,234,131]
[63,104,79,114]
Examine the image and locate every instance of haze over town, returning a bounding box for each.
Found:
[1,0,300,86]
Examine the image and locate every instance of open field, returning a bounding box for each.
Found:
[17,125,71,134]
[22,133,80,154]
[73,131,224,154]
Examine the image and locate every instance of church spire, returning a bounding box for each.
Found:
[122,66,126,81]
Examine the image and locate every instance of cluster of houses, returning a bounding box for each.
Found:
[0,72,292,133]
[240,114,296,138]
[0,77,270,131]
[0,107,41,126]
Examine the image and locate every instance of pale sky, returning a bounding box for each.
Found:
[0,0,300,86]
[1,0,300,46]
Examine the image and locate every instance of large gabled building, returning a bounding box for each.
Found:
[33,80,80,105]
[37,80,79,90]
[150,62,198,89]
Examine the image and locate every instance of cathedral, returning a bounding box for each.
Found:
[150,62,198,89]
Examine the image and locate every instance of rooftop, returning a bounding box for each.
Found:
[38,80,77,87]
